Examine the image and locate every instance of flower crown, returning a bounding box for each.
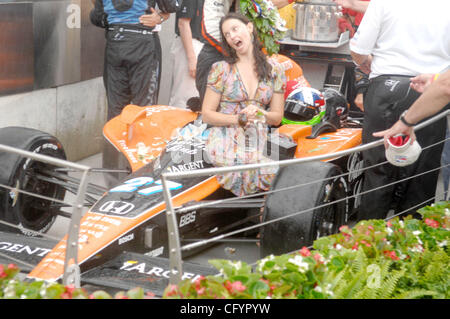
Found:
[239,0,287,55]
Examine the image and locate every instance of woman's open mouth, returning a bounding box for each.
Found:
[233,39,243,49]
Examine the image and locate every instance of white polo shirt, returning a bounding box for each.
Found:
[350,0,450,79]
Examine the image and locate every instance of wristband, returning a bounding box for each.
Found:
[432,73,440,82]
[158,13,164,23]
[400,110,415,127]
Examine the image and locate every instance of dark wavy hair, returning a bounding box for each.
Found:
[219,12,272,82]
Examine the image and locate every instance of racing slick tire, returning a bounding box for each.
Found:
[260,161,347,257]
[0,127,66,235]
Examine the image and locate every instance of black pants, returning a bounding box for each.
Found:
[104,29,161,120]
[102,29,162,186]
[195,44,224,104]
[359,75,447,220]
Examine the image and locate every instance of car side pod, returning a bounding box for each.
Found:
[260,161,347,257]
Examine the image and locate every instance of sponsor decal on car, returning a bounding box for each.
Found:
[118,233,135,245]
[109,177,182,196]
[120,260,202,281]
[179,211,196,228]
[99,201,135,215]
[145,246,164,257]
[0,241,51,257]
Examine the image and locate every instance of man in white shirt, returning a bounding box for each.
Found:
[349,0,450,220]
[169,0,205,109]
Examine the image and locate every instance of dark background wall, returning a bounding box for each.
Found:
[0,0,105,96]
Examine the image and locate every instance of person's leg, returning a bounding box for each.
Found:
[169,37,204,108]
[358,76,417,220]
[102,34,134,187]
[397,115,446,215]
[128,33,162,107]
[104,35,132,120]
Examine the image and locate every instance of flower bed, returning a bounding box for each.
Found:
[163,202,449,299]
[0,264,154,299]
[1,202,448,299]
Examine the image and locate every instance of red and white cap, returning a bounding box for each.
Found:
[385,134,422,167]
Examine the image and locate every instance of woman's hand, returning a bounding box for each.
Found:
[239,104,263,122]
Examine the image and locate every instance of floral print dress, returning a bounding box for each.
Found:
[204,58,286,197]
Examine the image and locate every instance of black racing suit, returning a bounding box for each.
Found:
[359,75,447,220]
[90,0,166,120]
[90,0,178,186]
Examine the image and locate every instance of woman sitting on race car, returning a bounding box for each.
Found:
[201,12,286,197]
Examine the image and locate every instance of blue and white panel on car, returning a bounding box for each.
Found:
[109,177,183,196]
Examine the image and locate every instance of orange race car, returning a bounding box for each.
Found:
[0,55,364,295]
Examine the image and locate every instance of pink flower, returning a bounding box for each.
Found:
[65,284,76,294]
[313,253,324,264]
[339,225,350,233]
[7,264,18,271]
[165,284,179,297]
[231,281,246,293]
[194,276,205,291]
[196,287,206,295]
[383,250,399,261]
[225,281,246,294]
[360,240,371,247]
[299,246,311,257]
[425,218,440,228]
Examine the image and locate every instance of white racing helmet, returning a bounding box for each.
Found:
[385,134,422,167]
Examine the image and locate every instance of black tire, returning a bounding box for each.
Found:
[0,127,66,235]
[260,161,347,257]
[344,151,364,221]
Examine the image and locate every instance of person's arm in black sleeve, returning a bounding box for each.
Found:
[156,0,182,13]
[90,0,108,28]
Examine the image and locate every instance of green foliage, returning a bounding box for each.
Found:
[239,0,287,55]
[0,264,155,299]
[163,202,450,299]
[1,203,448,299]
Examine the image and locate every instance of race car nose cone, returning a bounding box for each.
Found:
[385,134,422,167]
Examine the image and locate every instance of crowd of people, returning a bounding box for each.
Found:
[89,0,449,220]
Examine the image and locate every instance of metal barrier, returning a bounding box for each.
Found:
[0,142,91,287]
[161,110,449,285]
[0,109,447,289]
